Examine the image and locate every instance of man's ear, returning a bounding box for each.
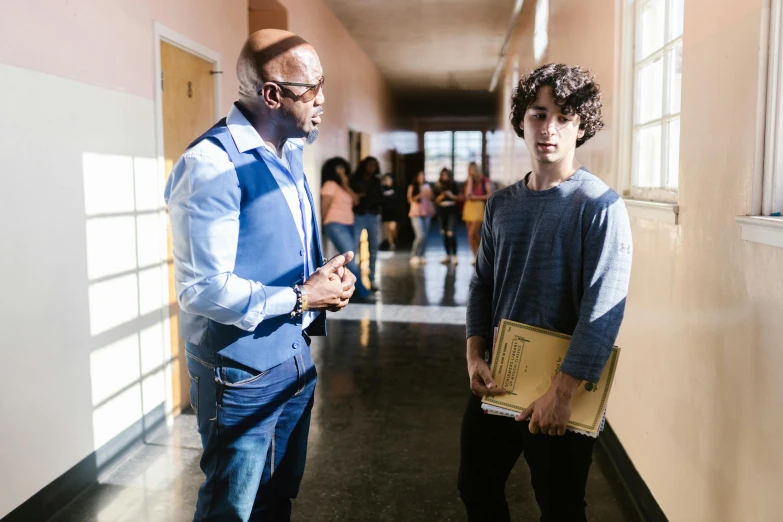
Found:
[260,84,282,109]
[577,126,586,140]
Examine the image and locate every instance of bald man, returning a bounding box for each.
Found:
[165,30,355,521]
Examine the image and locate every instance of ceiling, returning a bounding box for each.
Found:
[323,0,517,116]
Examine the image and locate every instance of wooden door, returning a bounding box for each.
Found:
[161,41,215,414]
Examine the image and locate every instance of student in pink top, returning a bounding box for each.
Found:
[407,170,435,265]
[320,157,373,300]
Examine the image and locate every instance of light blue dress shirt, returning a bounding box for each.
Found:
[164,104,318,338]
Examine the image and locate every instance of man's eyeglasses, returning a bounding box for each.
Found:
[261,77,325,103]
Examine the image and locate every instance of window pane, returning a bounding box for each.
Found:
[669,0,684,39]
[668,45,682,114]
[638,56,664,123]
[667,119,680,188]
[636,125,662,187]
[638,0,665,60]
[454,131,483,183]
[388,131,419,154]
[424,131,453,182]
[486,130,504,182]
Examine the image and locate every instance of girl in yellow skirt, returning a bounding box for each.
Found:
[462,162,493,264]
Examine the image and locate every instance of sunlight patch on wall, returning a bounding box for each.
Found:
[92,383,143,449]
[83,151,173,453]
[90,333,141,407]
[88,273,139,336]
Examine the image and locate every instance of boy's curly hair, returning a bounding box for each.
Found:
[510,64,603,148]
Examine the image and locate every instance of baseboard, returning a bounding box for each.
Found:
[599,421,669,522]
[2,405,167,522]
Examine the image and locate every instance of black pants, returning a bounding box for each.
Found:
[458,394,597,522]
[437,206,458,255]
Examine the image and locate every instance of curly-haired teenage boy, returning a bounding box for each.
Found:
[458,64,633,522]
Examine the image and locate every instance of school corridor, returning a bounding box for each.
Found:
[2,1,782,522]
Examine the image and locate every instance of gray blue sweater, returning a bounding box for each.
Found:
[466,168,633,384]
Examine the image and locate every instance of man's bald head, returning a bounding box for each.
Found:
[237,29,318,98]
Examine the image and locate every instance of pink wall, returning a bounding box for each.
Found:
[0,2,248,517]
[0,0,247,113]
[0,0,395,171]
[276,0,395,168]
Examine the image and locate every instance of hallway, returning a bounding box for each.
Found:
[4,1,783,521]
[50,231,640,522]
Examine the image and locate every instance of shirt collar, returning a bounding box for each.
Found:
[227,103,305,154]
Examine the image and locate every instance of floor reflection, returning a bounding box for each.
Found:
[50,230,640,522]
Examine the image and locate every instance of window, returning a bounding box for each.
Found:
[486,130,505,182]
[533,0,549,64]
[424,131,485,183]
[386,131,419,155]
[423,131,453,182]
[758,0,783,217]
[735,0,783,248]
[453,131,483,182]
[629,0,684,203]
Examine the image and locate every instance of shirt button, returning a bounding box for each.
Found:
[292,341,300,349]
[299,249,304,256]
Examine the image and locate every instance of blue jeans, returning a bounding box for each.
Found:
[353,213,380,285]
[410,216,432,257]
[186,340,317,522]
[324,222,371,297]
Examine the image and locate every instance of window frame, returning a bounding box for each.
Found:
[633,0,682,201]
[757,0,783,217]
[423,130,455,183]
[423,130,489,183]
[617,0,683,208]
[735,0,783,248]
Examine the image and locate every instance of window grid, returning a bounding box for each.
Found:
[632,0,683,199]
[423,131,454,183]
[453,131,483,183]
[486,130,505,182]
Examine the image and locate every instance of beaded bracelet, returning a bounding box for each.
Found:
[291,284,309,317]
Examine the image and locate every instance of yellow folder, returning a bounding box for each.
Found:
[481,319,620,435]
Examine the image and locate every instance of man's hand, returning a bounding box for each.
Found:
[328,255,356,312]
[302,253,354,311]
[516,372,581,436]
[466,336,505,397]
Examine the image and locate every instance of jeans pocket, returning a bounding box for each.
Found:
[220,364,270,387]
[188,373,199,416]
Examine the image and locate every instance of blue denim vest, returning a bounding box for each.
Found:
[184,119,326,372]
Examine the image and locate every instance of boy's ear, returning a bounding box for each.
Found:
[578,127,586,139]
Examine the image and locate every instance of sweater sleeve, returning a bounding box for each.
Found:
[560,194,633,383]
[466,196,495,340]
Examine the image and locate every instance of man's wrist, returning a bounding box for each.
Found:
[551,371,582,399]
[291,284,309,317]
